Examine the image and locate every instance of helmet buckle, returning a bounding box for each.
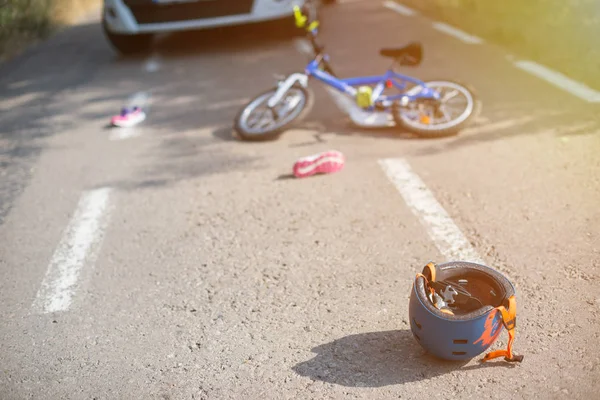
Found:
[439,285,459,305]
[429,291,446,309]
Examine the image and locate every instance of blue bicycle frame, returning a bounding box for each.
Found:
[302,44,441,112]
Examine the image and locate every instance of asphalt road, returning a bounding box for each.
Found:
[1,1,599,399]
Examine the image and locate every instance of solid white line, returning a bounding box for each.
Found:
[383,1,417,16]
[432,22,483,44]
[513,60,600,103]
[32,188,114,314]
[378,158,484,264]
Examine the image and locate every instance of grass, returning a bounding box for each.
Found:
[0,0,101,62]
[397,0,600,90]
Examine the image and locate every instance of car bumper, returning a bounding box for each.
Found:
[103,0,305,34]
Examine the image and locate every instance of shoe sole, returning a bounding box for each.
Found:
[111,112,146,128]
[293,150,345,178]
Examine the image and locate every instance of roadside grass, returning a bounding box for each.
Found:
[397,0,600,90]
[0,0,101,62]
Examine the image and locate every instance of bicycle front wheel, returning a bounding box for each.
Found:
[233,85,313,141]
[392,80,482,138]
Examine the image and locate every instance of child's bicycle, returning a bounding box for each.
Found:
[233,6,482,141]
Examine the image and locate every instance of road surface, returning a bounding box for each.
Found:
[1,1,599,399]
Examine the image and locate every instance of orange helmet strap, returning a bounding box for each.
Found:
[481,295,524,363]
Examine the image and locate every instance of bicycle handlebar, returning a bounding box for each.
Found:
[294,5,323,54]
[293,5,336,76]
[308,31,324,54]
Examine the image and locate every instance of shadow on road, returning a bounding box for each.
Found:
[0,16,307,215]
[412,103,600,157]
[0,21,113,225]
[293,329,517,387]
[3,0,599,221]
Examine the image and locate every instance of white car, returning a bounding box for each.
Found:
[102,0,336,55]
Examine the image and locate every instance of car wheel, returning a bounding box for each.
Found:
[102,18,154,56]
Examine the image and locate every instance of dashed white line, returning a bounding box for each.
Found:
[513,60,600,103]
[383,1,417,16]
[32,188,114,314]
[294,37,313,56]
[432,22,483,44]
[382,3,599,102]
[144,53,161,73]
[109,128,144,141]
[378,158,484,264]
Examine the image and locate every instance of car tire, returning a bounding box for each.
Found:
[102,18,154,56]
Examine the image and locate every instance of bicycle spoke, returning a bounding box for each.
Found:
[250,109,272,129]
[397,81,475,132]
[442,102,467,114]
[441,89,459,102]
[238,87,307,136]
[439,106,452,122]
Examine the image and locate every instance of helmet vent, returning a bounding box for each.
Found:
[453,339,468,344]
[452,351,467,356]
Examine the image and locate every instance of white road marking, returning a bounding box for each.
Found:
[32,188,114,314]
[144,53,161,73]
[378,158,484,263]
[383,1,417,16]
[109,128,143,141]
[513,60,600,103]
[432,22,483,44]
[293,37,313,56]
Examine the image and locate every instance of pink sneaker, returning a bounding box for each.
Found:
[293,150,345,178]
[111,106,146,128]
